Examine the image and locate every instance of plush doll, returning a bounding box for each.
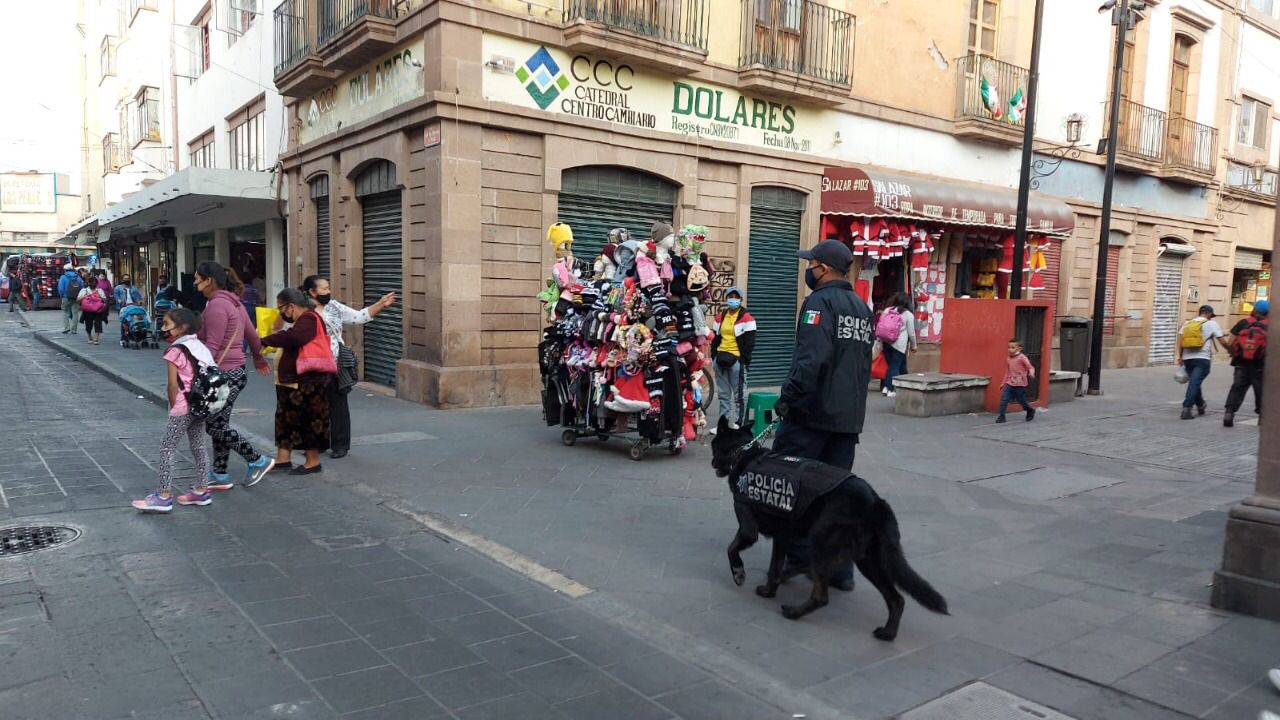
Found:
[675,225,708,260]
[593,244,618,282]
[548,223,574,259]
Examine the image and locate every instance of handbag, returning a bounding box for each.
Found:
[337,344,359,394]
[296,311,338,374]
[871,352,888,381]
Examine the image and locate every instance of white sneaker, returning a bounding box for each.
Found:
[1258,710,1280,720]
[886,391,897,398]
[1269,668,1280,693]
[881,387,889,396]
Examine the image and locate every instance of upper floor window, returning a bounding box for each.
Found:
[1250,0,1277,19]
[201,15,211,74]
[234,0,258,36]
[100,36,117,78]
[1227,160,1278,196]
[968,0,998,57]
[128,0,156,23]
[189,130,215,169]
[102,133,124,174]
[755,0,801,32]
[228,96,266,171]
[135,86,161,144]
[1168,34,1195,122]
[1239,96,1271,150]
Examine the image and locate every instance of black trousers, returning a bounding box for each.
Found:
[1225,363,1264,415]
[327,378,352,453]
[774,418,859,583]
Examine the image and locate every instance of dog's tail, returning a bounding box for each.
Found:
[876,499,949,615]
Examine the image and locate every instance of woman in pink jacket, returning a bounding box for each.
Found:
[194,261,276,489]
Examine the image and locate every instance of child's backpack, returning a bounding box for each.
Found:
[174,345,232,418]
[1180,318,1206,349]
[875,308,905,343]
[1233,318,1268,362]
[80,289,105,313]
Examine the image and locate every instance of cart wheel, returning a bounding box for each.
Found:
[629,442,646,461]
[561,429,577,447]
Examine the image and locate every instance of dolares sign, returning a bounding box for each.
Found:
[483,34,823,155]
[300,39,426,145]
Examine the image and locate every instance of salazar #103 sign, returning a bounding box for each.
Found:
[483,34,826,155]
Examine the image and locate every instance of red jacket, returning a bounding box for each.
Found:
[1003,353,1035,388]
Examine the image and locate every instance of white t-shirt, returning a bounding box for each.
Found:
[1181,318,1224,361]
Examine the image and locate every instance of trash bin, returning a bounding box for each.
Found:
[1059,316,1092,374]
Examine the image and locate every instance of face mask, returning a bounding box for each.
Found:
[315,293,332,305]
[804,266,821,291]
[726,299,741,310]
[160,328,176,343]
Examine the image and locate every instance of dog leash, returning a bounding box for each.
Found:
[745,420,780,450]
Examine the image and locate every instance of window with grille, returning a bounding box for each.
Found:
[227,96,266,171]
[135,87,160,144]
[102,133,123,173]
[100,36,117,78]
[1226,161,1278,196]
[188,130,215,169]
[968,0,998,57]
[1239,96,1271,150]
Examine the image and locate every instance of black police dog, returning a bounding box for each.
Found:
[711,417,948,640]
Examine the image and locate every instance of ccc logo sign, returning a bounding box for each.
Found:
[570,56,634,91]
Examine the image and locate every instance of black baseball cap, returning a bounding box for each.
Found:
[1199,304,1216,317]
[797,239,853,273]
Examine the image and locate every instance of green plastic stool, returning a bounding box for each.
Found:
[746,391,780,436]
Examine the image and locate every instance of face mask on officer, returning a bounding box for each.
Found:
[804,262,827,291]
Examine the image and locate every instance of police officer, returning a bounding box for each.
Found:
[773,239,874,591]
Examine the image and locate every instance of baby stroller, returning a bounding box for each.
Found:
[120,305,158,349]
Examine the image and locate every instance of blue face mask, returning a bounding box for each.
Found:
[726,299,741,310]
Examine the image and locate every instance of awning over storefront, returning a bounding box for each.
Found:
[820,166,1075,238]
[96,167,280,237]
[61,214,100,246]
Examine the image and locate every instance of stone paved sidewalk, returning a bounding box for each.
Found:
[17,306,1280,719]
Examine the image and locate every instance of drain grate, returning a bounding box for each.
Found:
[0,526,81,556]
[900,682,1078,720]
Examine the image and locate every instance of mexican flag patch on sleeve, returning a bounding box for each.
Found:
[801,310,822,326]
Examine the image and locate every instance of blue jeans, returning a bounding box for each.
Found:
[998,385,1031,419]
[1182,358,1211,409]
[882,345,907,391]
[714,356,745,426]
[775,419,858,585]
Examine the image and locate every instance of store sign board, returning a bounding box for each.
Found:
[300,39,426,145]
[483,34,827,155]
[0,174,57,214]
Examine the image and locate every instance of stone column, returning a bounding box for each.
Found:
[1212,190,1280,620]
[265,218,286,298]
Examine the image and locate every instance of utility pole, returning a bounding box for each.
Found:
[1010,0,1046,300]
[1089,0,1144,394]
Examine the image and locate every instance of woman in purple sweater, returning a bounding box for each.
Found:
[194,261,275,489]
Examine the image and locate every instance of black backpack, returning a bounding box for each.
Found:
[65,274,83,299]
[173,345,233,418]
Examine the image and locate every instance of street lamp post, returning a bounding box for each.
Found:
[1088,0,1145,394]
[1010,0,1046,300]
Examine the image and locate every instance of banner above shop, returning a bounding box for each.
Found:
[482,34,826,155]
[299,38,426,146]
[820,166,1074,238]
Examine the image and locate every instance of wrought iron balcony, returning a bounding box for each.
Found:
[318,0,395,46]
[273,0,308,76]
[563,0,708,50]
[1106,99,1218,182]
[954,54,1029,145]
[739,0,854,89]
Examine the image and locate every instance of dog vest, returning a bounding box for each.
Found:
[735,453,848,518]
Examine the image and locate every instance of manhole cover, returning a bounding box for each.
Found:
[900,682,1077,720]
[0,526,81,557]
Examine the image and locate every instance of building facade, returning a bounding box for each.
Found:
[0,173,81,255]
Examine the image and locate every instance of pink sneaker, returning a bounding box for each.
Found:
[176,490,212,507]
[131,493,173,513]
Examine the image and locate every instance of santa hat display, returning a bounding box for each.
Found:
[605,370,652,413]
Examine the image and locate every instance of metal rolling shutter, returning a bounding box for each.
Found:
[1103,245,1121,335]
[315,196,331,278]
[746,189,805,387]
[557,167,677,258]
[360,190,403,387]
[1149,253,1184,365]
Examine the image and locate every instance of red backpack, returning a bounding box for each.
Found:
[1233,317,1268,362]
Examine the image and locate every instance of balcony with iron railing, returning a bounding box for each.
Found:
[1106,99,1218,184]
[273,0,337,97]
[738,0,854,104]
[563,0,710,75]
[316,0,397,72]
[953,54,1029,146]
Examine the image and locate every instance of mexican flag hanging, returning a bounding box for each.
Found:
[1007,86,1026,124]
[980,75,1003,121]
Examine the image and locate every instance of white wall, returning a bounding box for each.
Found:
[175,0,285,171]
[1142,0,1222,126]
[1239,22,1280,167]
[1038,0,1113,151]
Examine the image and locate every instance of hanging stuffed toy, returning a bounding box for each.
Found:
[1007,85,1026,125]
[675,225,708,260]
[980,73,1003,121]
[594,245,619,282]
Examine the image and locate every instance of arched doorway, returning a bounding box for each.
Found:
[356,160,402,387]
[557,166,678,257]
[747,186,806,386]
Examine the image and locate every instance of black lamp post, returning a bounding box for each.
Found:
[1088,0,1147,394]
[1010,0,1046,300]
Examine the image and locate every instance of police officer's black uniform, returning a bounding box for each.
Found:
[773,239,874,587]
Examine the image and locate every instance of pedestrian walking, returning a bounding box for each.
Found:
[1222,299,1268,427]
[6,259,19,312]
[876,293,916,397]
[262,288,335,475]
[95,270,114,313]
[300,275,396,459]
[1177,304,1225,420]
[194,261,275,490]
[710,287,755,430]
[773,239,874,592]
[77,282,108,344]
[73,268,92,330]
[131,308,216,513]
[114,274,143,309]
[58,266,84,334]
[996,339,1037,423]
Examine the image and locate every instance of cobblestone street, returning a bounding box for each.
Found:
[5,308,1280,719]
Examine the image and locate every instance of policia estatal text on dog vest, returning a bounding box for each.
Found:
[736,453,848,518]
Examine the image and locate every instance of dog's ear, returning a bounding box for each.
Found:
[717,415,730,433]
